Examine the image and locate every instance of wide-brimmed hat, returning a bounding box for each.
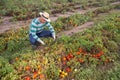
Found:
[39,12,51,22]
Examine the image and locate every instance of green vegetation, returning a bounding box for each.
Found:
[0,10,120,80]
[0,0,120,80]
[0,0,119,20]
[0,2,119,53]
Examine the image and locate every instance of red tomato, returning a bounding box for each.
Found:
[33,73,38,79]
[25,66,31,71]
[78,59,84,63]
[76,52,80,55]
[63,61,66,65]
[63,57,67,61]
[25,77,30,80]
[66,56,71,61]
[79,48,83,53]
[40,74,45,79]
[66,67,71,72]
[69,53,74,58]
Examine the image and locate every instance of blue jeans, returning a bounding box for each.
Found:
[29,30,52,45]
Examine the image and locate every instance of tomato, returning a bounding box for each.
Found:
[63,61,66,65]
[79,48,83,53]
[33,73,38,79]
[69,53,74,58]
[15,57,19,61]
[25,77,30,80]
[60,74,65,78]
[40,74,45,79]
[63,57,67,61]
[104,59,109,63]
[66,56,71,61]
[66,67,71,72]
[76,52,80,55]
[25,66,31,71]
[78,59,84,63]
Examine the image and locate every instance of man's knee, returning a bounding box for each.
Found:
[29,34,36,45]
[37,30,52,37]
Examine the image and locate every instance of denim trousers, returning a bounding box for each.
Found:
[29,30,52,45]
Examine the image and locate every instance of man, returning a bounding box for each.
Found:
[29,12,56,49]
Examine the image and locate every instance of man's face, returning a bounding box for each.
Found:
[40,17,47,23]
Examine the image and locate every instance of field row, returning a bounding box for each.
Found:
[0,0,119,20]
[0,9,120,80]
[0,2,119,53]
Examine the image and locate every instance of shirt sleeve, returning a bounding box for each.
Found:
[46,23,55,36]
[30,21,43,43]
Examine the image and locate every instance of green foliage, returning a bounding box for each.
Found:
[0,57,14,79]
[113,34,120,44]
[0,1,120,79]
[113,3,120,9]
[0,0,119,20]
[52,12,92,33]
[106,40,119,52]
[46,64,59,79]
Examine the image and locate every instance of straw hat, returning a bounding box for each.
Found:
[39,12,51,22]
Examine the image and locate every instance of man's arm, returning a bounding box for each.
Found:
[30,22,45,45]
[46,23,56,39]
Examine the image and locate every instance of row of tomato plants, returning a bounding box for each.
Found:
[0,10,120,79]
[14,11,119,79]
[29,13,119,79]
[0,0,119,21]
[0,3,119,53]
[54,13,120,79]
[0,9,92,52]
[48,12,120,79]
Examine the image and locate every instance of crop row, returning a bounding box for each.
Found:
[0,10,120,80]
[0,0,119,20]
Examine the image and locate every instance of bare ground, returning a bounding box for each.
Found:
[0,1,119,34]
[57,22,94,38]
[0,6,94,34]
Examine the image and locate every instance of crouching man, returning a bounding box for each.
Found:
[29,12,56,49]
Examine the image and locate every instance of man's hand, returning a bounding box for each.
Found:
[40,40,45,45]
[52,34,56,41]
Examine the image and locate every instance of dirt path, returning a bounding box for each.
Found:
[0,1,119,34]
[57,9,120,38]
[0,7,96,34]
[57,22,94,38]
[0,18,31,34]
